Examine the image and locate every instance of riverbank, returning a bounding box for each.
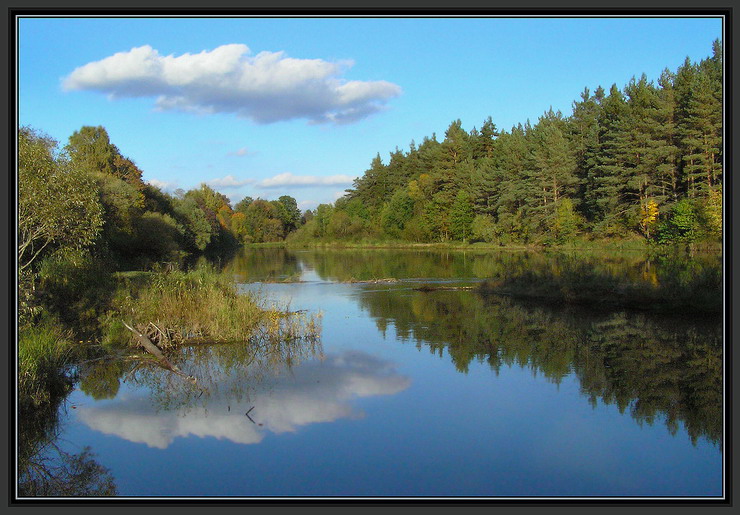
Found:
[18,263,322,408]
[257,236,648,252]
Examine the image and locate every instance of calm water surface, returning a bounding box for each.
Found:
[41,249,724,497]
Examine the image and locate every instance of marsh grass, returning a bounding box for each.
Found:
[18,318,76,406]
[109,264,321,348]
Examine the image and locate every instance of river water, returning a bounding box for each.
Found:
[29,248,724,498]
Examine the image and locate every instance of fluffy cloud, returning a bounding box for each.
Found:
[256,172,355,189]
[206,174,254,189]
[62,44,402,124]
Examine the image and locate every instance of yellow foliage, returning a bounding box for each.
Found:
[640,199,659,236]
[705,186,722,236]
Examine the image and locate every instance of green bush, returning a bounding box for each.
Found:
[657,199,700,244]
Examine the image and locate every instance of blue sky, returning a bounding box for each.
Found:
[18,16,723,210]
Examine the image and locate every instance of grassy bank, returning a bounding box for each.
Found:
[19,262,322,407]
[107,264,321,348]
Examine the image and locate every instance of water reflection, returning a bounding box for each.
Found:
[222,247,303,283]
[225,247,721,298]
[18,397,116,496]
[357,288,722,446]
[224,248,723,447]
[77,349,410,449]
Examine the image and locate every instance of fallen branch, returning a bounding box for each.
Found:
[121,320,197,385]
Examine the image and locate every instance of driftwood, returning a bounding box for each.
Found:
[121,321,197,384]
[413,285,476,292]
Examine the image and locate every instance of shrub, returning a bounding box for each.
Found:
[657,199,700,244]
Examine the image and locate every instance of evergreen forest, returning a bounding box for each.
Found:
[292,41,723,246]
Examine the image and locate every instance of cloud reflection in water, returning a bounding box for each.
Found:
[76,351,410,449]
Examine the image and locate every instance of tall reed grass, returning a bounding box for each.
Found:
[109,264,321,347]
[18,318,75,406]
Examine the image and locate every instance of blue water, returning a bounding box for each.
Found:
[52,250,723,498]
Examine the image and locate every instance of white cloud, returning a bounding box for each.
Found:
[63,44,402,125]
[206,175,254,189]
[256,172,356,189]
[298,199,319,210]
[146,178,177,191]
[228,147,251,157]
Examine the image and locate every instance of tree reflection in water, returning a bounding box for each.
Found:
[18,397,116,497]
[220,247,723,447]
[355,288,722,447]
[78,327,324,414]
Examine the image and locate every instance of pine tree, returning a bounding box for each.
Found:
[568,87,603,224]
[654,69,681,204]
[432,120,472,205]
[450,190,475,241]
[528,109,579,230]
[386,147,412,193]
[619,74,666,230]
[679,67,722,197]
[494,124,532,230]
[474,116,499,159]
[347,153,389,212]
[468,157,502,216]
[588,84,629,232]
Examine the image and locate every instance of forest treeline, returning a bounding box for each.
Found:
[292,41,723,246]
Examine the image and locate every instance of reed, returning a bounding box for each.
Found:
[109,263,321,347]
[18,318,76,406]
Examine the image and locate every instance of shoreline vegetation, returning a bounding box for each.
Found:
[249,236,721,253]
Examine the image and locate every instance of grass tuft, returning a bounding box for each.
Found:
[18,318,76,406]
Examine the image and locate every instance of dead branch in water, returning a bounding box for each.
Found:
[121,321,198,385]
